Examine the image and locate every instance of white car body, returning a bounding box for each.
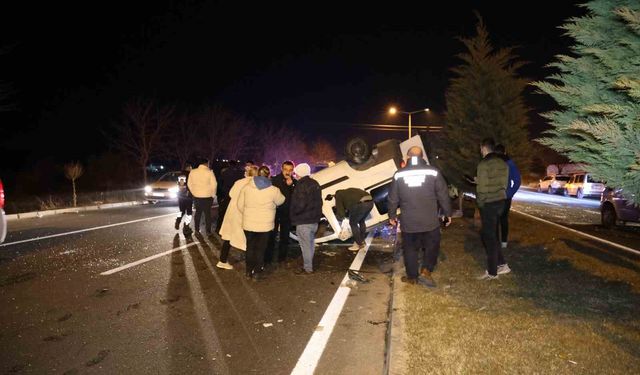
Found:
[144,171,183,202]
[293,135,428,243]
[564,173,605,199]
[537,175,570,194]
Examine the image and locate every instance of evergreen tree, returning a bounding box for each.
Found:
[439,16,531,189]
[534,0,640,204]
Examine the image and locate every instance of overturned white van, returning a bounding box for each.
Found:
[292,135,428,243]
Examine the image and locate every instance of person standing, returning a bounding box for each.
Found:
[388,147,452,287]
[215,160,245,235]
[289,163,322,274]
[495,144,521,249]
[476,138,510,280]
[175,164,194,236]
[237,166,285,280]
[217,165,259,270]
[333,187,373,251]
[187,158,218,236]
[266,161,296,266]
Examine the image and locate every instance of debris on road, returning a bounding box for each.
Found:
[263,323,273,328]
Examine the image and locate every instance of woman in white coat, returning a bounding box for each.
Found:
[216,165,259,269]
[237,165,285,280]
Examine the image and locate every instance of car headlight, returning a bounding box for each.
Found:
[169,187,179,194]
[144,185,152,193]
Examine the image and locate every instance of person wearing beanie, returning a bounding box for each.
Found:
[290,163,322,274]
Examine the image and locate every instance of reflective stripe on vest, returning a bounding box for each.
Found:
[394,169,438,187]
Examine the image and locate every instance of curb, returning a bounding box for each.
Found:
[5,201,146,221]
[386,261,408,375]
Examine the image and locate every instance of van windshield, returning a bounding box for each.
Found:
[555,176,570,181]
[587,175,601,183]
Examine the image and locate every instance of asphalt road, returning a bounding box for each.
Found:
[512,188,640,251]
[0,203,392,374]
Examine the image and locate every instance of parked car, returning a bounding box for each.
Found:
[600,188,640,228]
[564,173,606,199]
[291,135,428,243]
[144,171,183,202]
[0,179,6,244]
[537,174,571,194]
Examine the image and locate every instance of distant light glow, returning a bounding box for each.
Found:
[388,107,397,115]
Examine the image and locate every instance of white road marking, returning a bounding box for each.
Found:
[291,233,374,375]
[512,209,640,256]
[583,209,600,215]
[100,241,199,275]
[540,201,561,206]
[0,213,177,248]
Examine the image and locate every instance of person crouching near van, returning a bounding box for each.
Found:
[289,163,322,275]
[217,165,259,270]
[237,166,285,281]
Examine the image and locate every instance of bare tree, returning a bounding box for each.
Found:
[165,113,198,170]
[258,122,309,171]
[64,162,84,207]
[109,99,174,184]
[196,105,232,164]
[221,115,253,161]
[309,139,337,165]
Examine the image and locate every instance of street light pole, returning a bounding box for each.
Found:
[388,107,429,139]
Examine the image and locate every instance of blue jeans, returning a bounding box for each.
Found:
[296,223,318,272]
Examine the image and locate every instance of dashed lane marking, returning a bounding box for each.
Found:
[291,232,374,375]
[0,213,177,248]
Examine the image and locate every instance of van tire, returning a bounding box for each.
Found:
[345,137,371,165]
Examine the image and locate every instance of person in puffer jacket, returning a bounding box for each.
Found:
[476,138,510,280]
[289,163,322,274]
[237,165,285,281]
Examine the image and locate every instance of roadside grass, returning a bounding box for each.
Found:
[402,209,640,374]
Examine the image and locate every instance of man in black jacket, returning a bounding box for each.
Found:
[290,163,322,274]
[266,160,296,265]
[388,147,452,287]
[215,160,245,235]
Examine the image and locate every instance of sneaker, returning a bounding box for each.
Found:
[348,243,361,252]
[174,218,181,230]
[497,264,511,275]
[501,242,508,249]
[216,261,233,270]
[294,268,313,275]
[477,271,498,280]
[419,268,436,288]
[400,276,417,284]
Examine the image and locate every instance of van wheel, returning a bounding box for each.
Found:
[601,204,617,228]
[345,137,372,165]
[577,189,584,199]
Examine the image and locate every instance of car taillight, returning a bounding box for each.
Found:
[0,180,4,210]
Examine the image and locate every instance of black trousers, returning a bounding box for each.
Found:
[499,198,512,243]
[178,198,193,217]
[215,196,230,234]
[402,228,441,279]
[193,197,213,234]
[266,212,291,263]
[349,201,374,245]
[245,231,270,276]
[480,200,506,276]
[220,240,231,263]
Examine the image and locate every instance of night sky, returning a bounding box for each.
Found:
[1,1,585,180]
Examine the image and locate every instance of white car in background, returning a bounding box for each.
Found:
[144,171,182,203]
[564,173,606,199]
[293,135,428,243]
[537,174,571,194]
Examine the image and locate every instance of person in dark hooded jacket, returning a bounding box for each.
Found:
[237,165,285,281]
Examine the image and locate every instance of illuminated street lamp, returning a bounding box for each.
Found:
[388,107,430,139]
